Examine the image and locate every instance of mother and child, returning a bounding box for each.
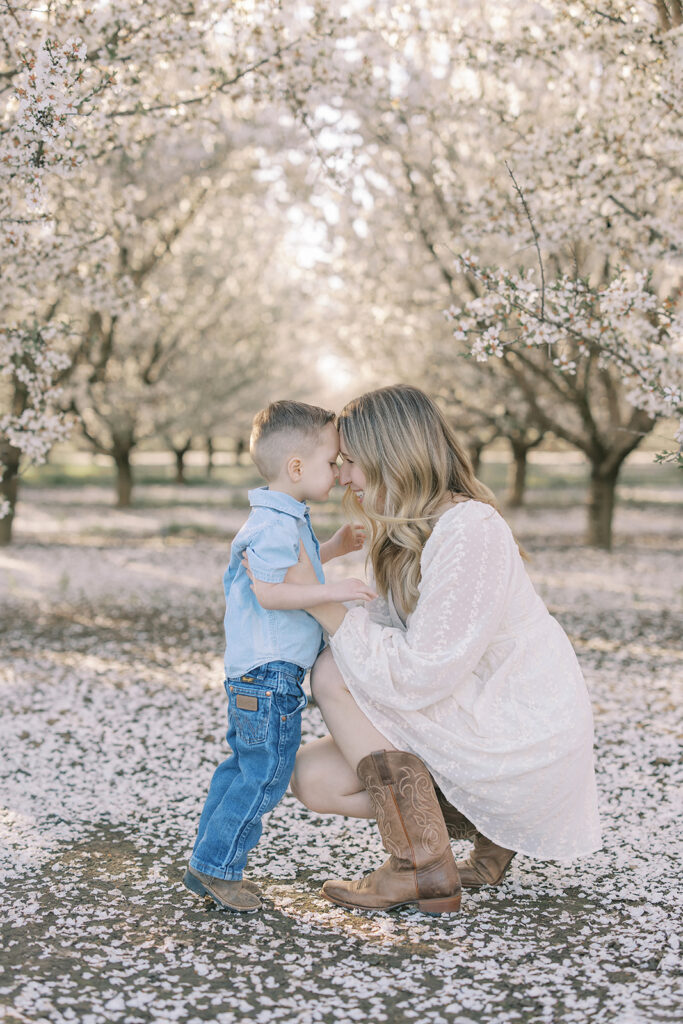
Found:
[183,385,601,914]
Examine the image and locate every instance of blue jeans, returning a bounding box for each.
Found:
[190,661,308,880]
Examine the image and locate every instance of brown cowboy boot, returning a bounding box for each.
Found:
[321,750,462,915]
[434,784,478,841]
[456,832,516,887]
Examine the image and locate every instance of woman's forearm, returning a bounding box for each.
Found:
[307,601,347,635]
[252,579,374,611]
[252,581,335,610]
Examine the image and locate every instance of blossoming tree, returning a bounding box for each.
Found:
[312,0,681,547]
[0,0,343,542]
[67,145,316,506]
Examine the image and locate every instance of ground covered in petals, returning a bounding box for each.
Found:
[1,473,681,1024]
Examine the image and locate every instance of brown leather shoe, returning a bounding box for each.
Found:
[183,867,262,911]
[456,833,516,887]
[322,750,462,915]
[238,878,262,895]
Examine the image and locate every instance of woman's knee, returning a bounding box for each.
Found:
[290,740,345,814]
[290,748,318,810]
[289,761,305,805]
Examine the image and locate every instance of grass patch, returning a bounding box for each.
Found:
[480,458,681,503]
[22,462,264,490]
[19,452,682,517]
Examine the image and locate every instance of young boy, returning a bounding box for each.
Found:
[184,400,375,912]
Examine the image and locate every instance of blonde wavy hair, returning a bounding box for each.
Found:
[338,384,498,619]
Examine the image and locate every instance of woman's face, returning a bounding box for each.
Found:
[338,438,367,503]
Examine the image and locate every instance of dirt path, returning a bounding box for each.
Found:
[1,495,681,1024]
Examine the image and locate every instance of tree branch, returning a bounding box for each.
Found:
[506,162,545,318]
[501,353,592,454]
[67,399,112,457]
[107,38,308,120]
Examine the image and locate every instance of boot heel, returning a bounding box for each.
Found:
[417,893,462,915]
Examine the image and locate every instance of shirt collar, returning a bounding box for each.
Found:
[248,486,310,520]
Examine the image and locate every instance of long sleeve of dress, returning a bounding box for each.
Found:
[329,503,513,712]
[365,595,395,627]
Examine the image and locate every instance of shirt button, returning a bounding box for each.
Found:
[281,715,287,721]
[266,691,272,696]
[229,686,234,692]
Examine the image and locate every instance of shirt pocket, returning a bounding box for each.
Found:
[227,681,273,746]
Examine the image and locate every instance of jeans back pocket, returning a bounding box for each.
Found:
[229,685,272,746]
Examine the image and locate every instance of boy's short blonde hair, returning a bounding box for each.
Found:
[250,400,335,480]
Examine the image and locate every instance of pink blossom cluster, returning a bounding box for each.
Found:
[1,2,346,520]
[446,253,683,457]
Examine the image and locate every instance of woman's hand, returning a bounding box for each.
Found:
[320,524,366,563]
[281,545,375,602]
[242,544,374,633]
[284,544,319,584]
[323,578,377,603]
[242,543,318,590]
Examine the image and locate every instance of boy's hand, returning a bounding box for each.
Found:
[321,524,366,563]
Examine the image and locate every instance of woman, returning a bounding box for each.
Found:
[259,385,602,914]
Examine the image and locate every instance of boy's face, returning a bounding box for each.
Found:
[298,422,340,501]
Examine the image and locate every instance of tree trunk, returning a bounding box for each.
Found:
[171,438,192,484]
[175,450,187,484]
[114,450,134,508]
[586,465,620,550]
[468,442,484,475]
[584,410,653,550]
[0,447,20,546]
[507,442,528,508]
[205,437,214,478]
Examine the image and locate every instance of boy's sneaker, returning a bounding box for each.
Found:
[183,866,261,912]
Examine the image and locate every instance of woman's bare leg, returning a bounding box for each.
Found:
[291,648,397,816]
[291,736,373,817]
[310,647,397,770]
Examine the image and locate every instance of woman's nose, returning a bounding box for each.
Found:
[338,464,350,485]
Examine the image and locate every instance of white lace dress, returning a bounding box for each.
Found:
[328,500,602,862]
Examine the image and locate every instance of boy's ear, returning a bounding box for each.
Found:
[286,455,303,482]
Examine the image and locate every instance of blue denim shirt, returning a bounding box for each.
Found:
[223,487,325,678]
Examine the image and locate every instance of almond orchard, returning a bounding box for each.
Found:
[1,4,682,1023]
